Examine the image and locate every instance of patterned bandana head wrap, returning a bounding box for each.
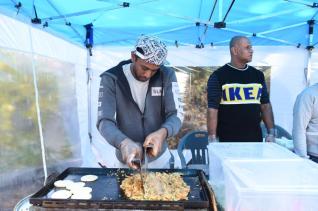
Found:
[134,35,168,65]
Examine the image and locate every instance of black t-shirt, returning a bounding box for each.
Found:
[207,63,269,142]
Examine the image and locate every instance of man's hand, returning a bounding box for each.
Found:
[208,134,218,143]
[265,128,276,142]
[265,134,275,142]
[143,128,167,158]
[120,138,142,169]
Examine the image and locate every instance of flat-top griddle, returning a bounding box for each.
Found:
[30,167,217,210]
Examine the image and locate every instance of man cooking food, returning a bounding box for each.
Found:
[97,35,184,169]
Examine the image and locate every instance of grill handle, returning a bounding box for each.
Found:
[200,171,218,211]
[45,171,60,185]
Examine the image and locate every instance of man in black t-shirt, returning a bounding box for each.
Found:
[206,36,275,142]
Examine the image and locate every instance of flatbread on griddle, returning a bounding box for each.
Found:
[54,180,74,188]
[51,190,72,199]
[81,174,98,182]
[65,181,85,190]
[70,186,92,194]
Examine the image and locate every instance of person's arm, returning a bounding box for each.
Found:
[160,68,184,138]
[259,73,275,142]
[206,72,221,141]
[207,108,218,142]
[120,138,143,169]
[143,128,167,157]
[292,92,313,158]
[97,74,127,149]
[261,103,275,142]
[146,68,183,158]
[97,74,142,167]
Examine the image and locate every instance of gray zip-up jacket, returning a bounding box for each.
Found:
[97,60,183,161]
[293,83,318,157]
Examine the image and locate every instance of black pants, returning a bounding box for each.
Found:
[309,155,318,163]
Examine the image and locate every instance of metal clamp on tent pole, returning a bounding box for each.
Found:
[214,21,226,28]
[122,2,130,7]
[195,22,204,48]
[31,5,41,24]
[14,2,22,15]
[84,23,94,56]
[214,0,236,28]
[305,19,315,86]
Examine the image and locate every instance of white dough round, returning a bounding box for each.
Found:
[70,186,92,194]
[65,181,85,190]
[51,190,72,199]
[54,180,73,188]
[80,175,98,182]
[71,192,92,200]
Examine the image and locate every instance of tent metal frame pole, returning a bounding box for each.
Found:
[259,22,306,35]
[45,0,84,43]
[305,51,312,86]
[132,5,212,25]
[221,28,299,46]
[42,0,159,21]
[86,47,107,166]
[256,34,298,46]
[131,4,307,46]
[28,24,48,185]
[99,36,195,47]
[200,0,218,44]
[133,5,305,29]
[227,8,305,25]
[42,5,124,21]
[86,48,106,167]
[305,19,315,86]
[311,10,318,20]
[11,0,33,18]
[222,0,236,22]
[85,51,108,167]
[160,38,194,47]
[151,24,194,36]
[285,0,316,8]
[86,50,92,143]
[218,0,223,21]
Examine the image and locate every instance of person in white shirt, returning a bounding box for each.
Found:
[293,83,318,162]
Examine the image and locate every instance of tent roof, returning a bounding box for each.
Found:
[1,0,318,48]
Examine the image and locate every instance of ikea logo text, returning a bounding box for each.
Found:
[221,83,263,105]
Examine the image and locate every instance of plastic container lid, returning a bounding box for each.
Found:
[224,159,318,191]
[209,142,298,160]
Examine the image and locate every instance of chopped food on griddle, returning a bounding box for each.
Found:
[120,172,190,200]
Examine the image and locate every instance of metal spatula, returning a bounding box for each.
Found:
[131,144,154,196]
[131,158,145,195]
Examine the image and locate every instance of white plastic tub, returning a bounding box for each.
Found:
[208,142,299,183]
[223,159,318,211]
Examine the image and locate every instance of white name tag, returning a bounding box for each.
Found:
[152,87,163,96]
